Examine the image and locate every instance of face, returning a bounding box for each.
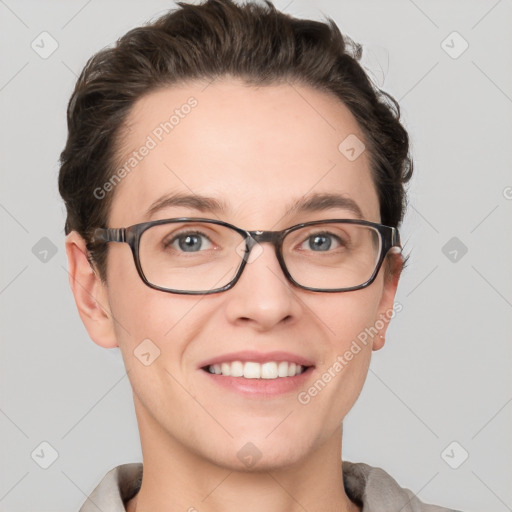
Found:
[68,79,401,471]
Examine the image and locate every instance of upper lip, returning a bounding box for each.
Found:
[198,350,315,369]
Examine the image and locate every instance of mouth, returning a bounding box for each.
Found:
[202,360,309,379]
[198,351,315,397]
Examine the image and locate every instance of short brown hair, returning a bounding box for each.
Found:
[58,0,413,281]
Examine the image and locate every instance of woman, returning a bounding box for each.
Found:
[59,0,460,510]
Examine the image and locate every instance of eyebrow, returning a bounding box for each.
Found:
[146,191,364,220]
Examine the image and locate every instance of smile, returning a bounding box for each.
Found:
[204,361,307,379]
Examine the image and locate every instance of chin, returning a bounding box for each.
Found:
[199,433,314,473]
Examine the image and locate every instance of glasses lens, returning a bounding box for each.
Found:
[139,221,246,292]
[282,222,381,290]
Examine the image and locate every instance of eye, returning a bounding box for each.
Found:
[300,231,346,252]
[165,231,214,253]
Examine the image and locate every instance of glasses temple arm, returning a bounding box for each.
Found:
[391,228,402,250]
[92,227,126,243]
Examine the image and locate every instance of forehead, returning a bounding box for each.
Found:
[108,79,380,228]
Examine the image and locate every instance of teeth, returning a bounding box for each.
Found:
[261,362,278,379]
[278,361,289,377]
[244,361,261,379]
[207,361,306,379]
[231,361,244,377]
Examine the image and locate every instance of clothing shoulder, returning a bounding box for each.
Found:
[79,461,463,512]
[343,461,463,512]
[78,463,142,512]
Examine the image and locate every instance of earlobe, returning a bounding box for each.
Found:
[65,231,118,348]
[373,251,403,351]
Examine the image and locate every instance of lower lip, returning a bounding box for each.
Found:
[201,367,314,397]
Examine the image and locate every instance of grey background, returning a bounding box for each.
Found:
[1,0,511,510]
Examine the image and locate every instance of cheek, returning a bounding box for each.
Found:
[104,248,192,364]
[105,255,216,397]
[105,244,188,338]
[305,284,384,414]
[105,275,203,421]
[319,282,383,354]
[108,283,197,357]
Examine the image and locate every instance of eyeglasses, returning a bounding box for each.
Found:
[92,218,401,295]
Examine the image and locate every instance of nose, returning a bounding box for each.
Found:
[223,239,302,330]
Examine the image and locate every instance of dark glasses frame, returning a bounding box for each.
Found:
[92,217,401,295]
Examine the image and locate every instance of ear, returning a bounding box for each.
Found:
[372,249,403,351]
[65,231,118,348]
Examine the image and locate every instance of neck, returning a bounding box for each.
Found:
[126,398,360,512]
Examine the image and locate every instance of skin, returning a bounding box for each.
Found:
[66,79,402,512]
